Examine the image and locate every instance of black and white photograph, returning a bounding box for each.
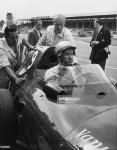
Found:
[0,0,117,149]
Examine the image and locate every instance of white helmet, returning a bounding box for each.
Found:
[55,41,76,57]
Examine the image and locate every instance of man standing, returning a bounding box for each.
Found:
[37,14,78,64]
[37,14,75,46]
[89,18,111,70]
[28,19,42,47]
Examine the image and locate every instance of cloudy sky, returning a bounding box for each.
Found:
[0,0,117,20]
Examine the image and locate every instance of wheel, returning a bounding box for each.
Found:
[0,89,18,146]
[71,72,98,85]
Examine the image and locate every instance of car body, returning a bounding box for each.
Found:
[12,46,117,150]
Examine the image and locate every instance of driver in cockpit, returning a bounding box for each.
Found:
[44,41,79,86]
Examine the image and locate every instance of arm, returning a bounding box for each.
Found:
[44,69,57,83]
[28,32,35,46]
[36,30,47,46]
[98,29,111,47]
[91,29,111,47]
[4,66,22,84]
[0,49,22,84]
[22,38,35,50]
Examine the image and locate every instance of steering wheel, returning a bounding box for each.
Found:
[17,50,39,77]
[71,71,98,85]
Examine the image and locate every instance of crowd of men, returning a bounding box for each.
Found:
[0,14,111,90]
[0,13,112,150]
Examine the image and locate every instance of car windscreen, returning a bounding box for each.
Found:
[54,64,117,96]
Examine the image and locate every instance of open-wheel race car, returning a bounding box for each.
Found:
[0,46,117,150]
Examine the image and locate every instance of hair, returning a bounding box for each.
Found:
[1,20,4,24]
[34,19,42,25]
[53,14,66,22]
[4,24,17,37]
[95,18,104,25]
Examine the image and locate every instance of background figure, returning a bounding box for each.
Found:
[0,20,7,37]
[28,19,42,47]
[6,13,13,27]
[37,14,75,46]
[89,18,111,70]
[0,20,7,32]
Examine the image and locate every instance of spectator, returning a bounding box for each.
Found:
[37,14,75,46]
[89,18,111,70]
[0,20,7,38]
[0,24,28,89]
[0,20,7,32]
[28,19,42,47]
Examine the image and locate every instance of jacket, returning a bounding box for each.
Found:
[89,27,111,61]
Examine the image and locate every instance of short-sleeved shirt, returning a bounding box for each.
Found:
[0,37,22,88]
[37,25,75,47]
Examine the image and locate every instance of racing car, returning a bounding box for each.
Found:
[0,46,117,150]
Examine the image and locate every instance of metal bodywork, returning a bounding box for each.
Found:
[15,46,117,150]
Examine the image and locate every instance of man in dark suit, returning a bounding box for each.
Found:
[89,19,111,70]
[28,19,42,47]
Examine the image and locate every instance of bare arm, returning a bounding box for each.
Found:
[36,31,47,46]
[22,38,35,50]
[4,66,22,84]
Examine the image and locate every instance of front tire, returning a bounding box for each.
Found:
[0,89,18,146]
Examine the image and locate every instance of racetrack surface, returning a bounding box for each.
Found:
[74,36,117,80]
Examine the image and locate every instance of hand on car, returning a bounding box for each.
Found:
[14,76,26,85]
[29,45,36,50]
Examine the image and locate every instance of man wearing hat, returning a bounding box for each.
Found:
[44,41,78,85]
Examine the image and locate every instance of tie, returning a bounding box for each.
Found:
[39,30,42,37]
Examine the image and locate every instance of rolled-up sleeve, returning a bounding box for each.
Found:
[37,31,47,46]
[0,49,10,69]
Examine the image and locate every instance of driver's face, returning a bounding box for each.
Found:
[62,49,74,66]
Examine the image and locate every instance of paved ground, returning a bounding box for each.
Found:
[74,36,117,80]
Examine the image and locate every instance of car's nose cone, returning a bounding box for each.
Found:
[65,108,117,150]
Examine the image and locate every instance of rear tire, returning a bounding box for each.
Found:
[0,89,18,146]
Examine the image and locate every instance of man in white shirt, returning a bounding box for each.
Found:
[37,14,75,47]
[37,14,78,64]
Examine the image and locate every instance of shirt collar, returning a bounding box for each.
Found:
[54,27,65,38]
